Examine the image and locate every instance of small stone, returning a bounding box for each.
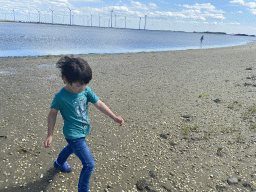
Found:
[169,141,177,146]
[149,170,157,178]
[145,186,157,192]
[191,137,200,141]
[227,177,238,185]
[181,115,191,119]
[136,178,150,190]
[243,182,251,188]
[217,152,224,157]
[216,184,227,191]
[159,134,168,139]
[162,182,172,192]
[213,99,221,103]
[244,83,252,86]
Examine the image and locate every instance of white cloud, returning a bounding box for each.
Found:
[112,5,129,12]
[142,2,226,21]
[151,11,186,18]
[250,8,256,14]
[230,0,256,14]
[180,3,225,20]
[130,1,147,10]
[230,0,245,5]
[183,3,224,13]
[149,3,157,9]
[246,2,256,8]
[130,1,158,11]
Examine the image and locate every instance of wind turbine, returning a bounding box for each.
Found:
[35,8,40,23]
[91,13,92,26]
[144,14,147,30]
[67,7,71,25]
[125,16,126,28]
[115,14,116,28]
[28,11,30,22]
[13,9,15,22]
[139,16,141,29]
[110,8,114,27]
[49,8,54,24]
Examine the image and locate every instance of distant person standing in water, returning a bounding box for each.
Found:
[200,35,204,43]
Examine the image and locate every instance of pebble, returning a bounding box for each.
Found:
[244,83,252,86]
[243,182,251,188]
[227,177,238,185]
[159,134,168,139]
[149,170,157,178]
[213,99,221,103]
[181,115,191,119]
[162,182,172,192]
[136,178,150,190]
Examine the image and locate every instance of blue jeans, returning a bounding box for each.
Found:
[56,137,95,192]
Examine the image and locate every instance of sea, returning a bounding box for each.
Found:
[0,21,255,57]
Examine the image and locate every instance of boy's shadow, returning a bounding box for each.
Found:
[0,167,58,192]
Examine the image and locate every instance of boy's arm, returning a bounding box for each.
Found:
[94,100,124,126]
[44,108,58,148]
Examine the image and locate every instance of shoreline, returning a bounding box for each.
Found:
[2,43,256,191]
[0,41,255,60]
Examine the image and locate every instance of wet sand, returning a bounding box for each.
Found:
[1,43,256,191]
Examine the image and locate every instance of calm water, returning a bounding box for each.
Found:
[0,22,255,57]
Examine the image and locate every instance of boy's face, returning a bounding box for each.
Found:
[65,80,88,93]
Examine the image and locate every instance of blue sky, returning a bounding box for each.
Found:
[1,0,256,35]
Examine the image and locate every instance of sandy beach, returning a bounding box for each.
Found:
[1,43,256,192]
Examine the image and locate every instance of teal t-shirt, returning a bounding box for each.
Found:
[50,86,99,140]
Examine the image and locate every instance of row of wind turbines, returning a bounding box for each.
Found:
[10,7,148,30]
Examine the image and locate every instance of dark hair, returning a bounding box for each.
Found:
[56,56,92,85]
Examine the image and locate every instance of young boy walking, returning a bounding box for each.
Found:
[44,56,124,192]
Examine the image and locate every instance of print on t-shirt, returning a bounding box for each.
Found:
[74,96,88,128]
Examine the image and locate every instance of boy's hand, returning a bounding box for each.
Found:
[44,136,53,148]
[114,116,124,126]
[94,100,124,126]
